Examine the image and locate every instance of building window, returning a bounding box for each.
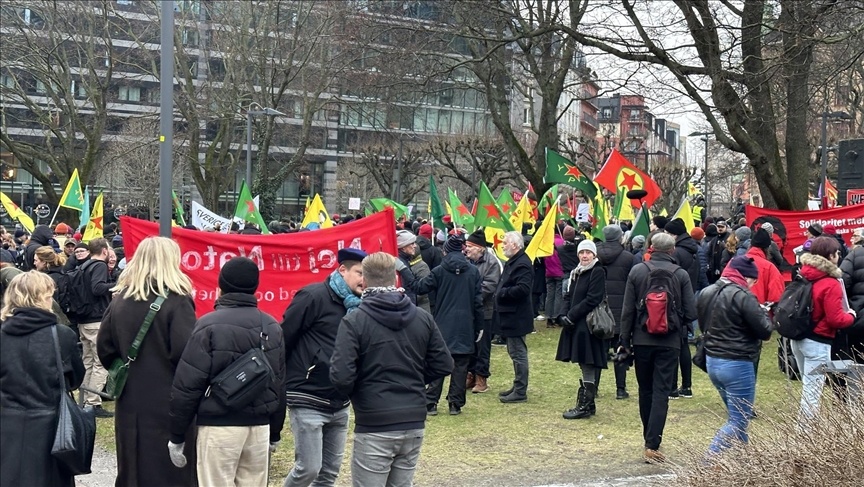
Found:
[601,107,612,119]
[35,79,47,94]
[176,0,200,15]
[629,109,642,121]
[119,86,141,102]
[0,74,14,88]
[182,28,199,46]
[117,0,134,5]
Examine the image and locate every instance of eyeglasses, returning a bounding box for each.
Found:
[74,249,89,254]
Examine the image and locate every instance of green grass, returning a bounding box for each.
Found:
[94,323,802,486]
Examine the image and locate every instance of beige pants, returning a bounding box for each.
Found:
[197,425,269,487]
[79,321,108,407]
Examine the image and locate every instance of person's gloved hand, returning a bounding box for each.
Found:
[475,330,484,343]
[394,259,407,272]
[556,315,573,327]
[168,441,186,468]
[269,441,280,453]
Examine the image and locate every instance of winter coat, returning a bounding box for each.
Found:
[409,255,432,314]
[798,253,855,344]
[169,293,287,444]
[596,240,636,333]
[838,247,864,362]
[619,252,698,350]
[471,249,502,320]
[706,232,730,283]
[329,292,453,432]
[494,249,535,337]
[41,266,71,326]
[532,257,546,294]
[557,241,581,275]
[556,263,608,367]
[97,292,198,487]
[768,237,787,269]
[280,281,351,412]
[78,258,113,323]
[694,242,710,290]
[744,246,785,305]
[673,233,701,293]
[412,252,484,355]
[544,235,564,278]
[417,235,442,271]
[22,225,53,271]
[1,307,84,487]
[697,279,773,362]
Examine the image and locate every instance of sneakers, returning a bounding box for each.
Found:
[535,314,546,321]
[643,448,665,464]
[426,404,438,416]
[616,387,630,400]
[93,405,113,418]
[448,403,461,416]
[668,389,680,400]
[472,376,489,394]
[499,392,527,403]
[678,387,693,398]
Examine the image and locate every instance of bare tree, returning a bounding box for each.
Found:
[346,135,434,205]
[423,135,517,197]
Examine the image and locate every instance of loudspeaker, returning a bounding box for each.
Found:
[837,138,864,205]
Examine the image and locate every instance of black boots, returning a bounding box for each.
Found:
[563,380,596,419]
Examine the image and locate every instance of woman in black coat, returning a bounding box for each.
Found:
[97,237,198,487]
[1,271,85,487]
[555,239,607,420]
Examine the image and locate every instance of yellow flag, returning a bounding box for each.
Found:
[485,227,508,261]
[510,194,536,230]
[82,192,104,242]
[1,192,34,232]
[659,208,668,217]
[300,194,333,229]
[525,202,558,261]
[672,196,695,233]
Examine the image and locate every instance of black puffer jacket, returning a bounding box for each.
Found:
[281,282,350,412]
[169,293,286,443]
[22,225,54,271]
[557,241,581,275]
[329,292,453,432]
[596,240,635,332]
[673,233,701,293]
[697,279,773,362]
[841,247,864,313]
[417,236,442,271]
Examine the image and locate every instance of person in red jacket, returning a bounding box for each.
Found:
[745,229,785,306]
[791,236,856,422]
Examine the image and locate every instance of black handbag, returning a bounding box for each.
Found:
[104,296,166,400]
[692,334,708,372]
[205,313,274,410]
[50,325,97,475]
[587,299,616,340]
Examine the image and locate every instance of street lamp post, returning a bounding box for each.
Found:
[819,110,851,208]
[246,106,286,190]
[689,131,713,216]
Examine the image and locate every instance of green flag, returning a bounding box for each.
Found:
[630,202,651,238]
[495,187,517,217]
[544,148,597,199]
[234,180,270,234]
[429,175,447,231]
[538,184,559,216]
[171,190,186,227]
[369,198,410,220]
[475,182,515,231]
[447,188,475,232]
[590,182,607,240]
[58,168,85,211]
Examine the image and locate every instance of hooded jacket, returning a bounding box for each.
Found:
[416,235,442,271]
[329,292,453,432]
[672,233,701,293]
[745,246,785,305]
[697,276,773,362]
[556,240,581,275]
[22,225,54,271]
[470,248,502,320]
[1,307,84,487]
[544,235,564,278]
[798,253,855,343]
[596,240,636,332]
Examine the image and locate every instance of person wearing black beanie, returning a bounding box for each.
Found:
[218,256,260,294]
[663,218,687,237]
[651,216,668,232]
[750,228,771,250]
[466,229,489,248]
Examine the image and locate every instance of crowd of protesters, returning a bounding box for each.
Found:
[1,210,863,486]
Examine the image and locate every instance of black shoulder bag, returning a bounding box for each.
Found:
[205,312,274,410]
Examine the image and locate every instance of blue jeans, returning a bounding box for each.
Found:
[790,338,832,421]
[351,429,425,487]
[706,356,755,454]
[283,407,350,487]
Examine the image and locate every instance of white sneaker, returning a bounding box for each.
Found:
[535,314,546,320]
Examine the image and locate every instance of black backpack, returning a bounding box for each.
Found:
[57,260,100,319]
[773,274,820,340]
[638,261,683,335]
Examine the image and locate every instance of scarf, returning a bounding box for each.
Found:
[571,257,598,279]
[361,286,403,299]
[328,270,362,313]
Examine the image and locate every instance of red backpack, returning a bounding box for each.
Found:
[639,261,683,335]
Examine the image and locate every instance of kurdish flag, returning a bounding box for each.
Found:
[447,189,475,232]
[476,182,515,260]
[82,192,104,242]
[544,148,597,198]
[370,198,410,220]
[594,149,662,208]
[234,180,271,234]
[1,192,34,232]
[59,168,85,211]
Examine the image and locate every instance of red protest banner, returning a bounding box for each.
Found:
[847,189,864,206]
[121,210,398,318]
[745,204,864,265]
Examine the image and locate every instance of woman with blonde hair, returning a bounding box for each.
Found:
[33,246,70,322]
[1,271,85,487]
[97,236,198,486]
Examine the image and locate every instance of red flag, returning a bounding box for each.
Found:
[594,149,662,208]
[527,182,539,219]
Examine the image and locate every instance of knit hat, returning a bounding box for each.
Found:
[466,229,489,248]
[664,218,687,236]
[54,223,72,235]
[602,224,623,243]
[652,216,668,230]
[112,235,123,247]
[803,239,813,252]
[73,232,82,241]
[728,256,759,279]
[631,235,646,249]
[418,223,433,238]
[338,248,367,264]
[577,239,597,255]
[75,242,89,251]
[751,228,772,249]
[218,257,259,295]
[734,226,752,242]
[444,234,465,254]
[823,223,837,235]
[690,227,705,241]
[807,223,823,237]
[760,222,774,235]
[436,230,447,243]
[396,230,416,248]
[563,225,577,242]
[0,249,14,264]
[705,224,718,237]
[14,229,26,240]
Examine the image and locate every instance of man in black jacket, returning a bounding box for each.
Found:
[21,224,53,271]
[664,218,700,399]
[496,231,535,403]
[280,248,366,487]
[619,233,697,463]
[707,220,730,283]
[330,252,453,487]
[77,237,114,417]
[169,257,286,486]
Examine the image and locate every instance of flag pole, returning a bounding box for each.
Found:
[48,206,62,227]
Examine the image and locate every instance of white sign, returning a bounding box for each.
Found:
[348,197,362,210]
[575,203,590,222]
[191,201,233,232]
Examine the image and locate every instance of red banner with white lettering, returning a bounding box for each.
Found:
[120,210,398,318]
[745,204,864,266]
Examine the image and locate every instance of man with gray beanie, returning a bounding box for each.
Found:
[395,229,432,313]
[169,257,286,486]
[619,233,697,463]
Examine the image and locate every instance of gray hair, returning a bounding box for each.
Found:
[651,232,676,253]
[503,231,524,249]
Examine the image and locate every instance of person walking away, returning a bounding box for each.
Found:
[619,233,697,463]
[837,228,864,366]
[78,238,115,418]
[790,237,856,422]
[280,248,367,487]
[596,224,637,399]
[664,218,701,399]
[543,230,565,328]
[97,237,198,486]
[496,231,535,403]
[168,257,286,487]
[32,245,71,325]
[21,224,53,271]
[329,252,453,487]
[697,257,773,456]
[464,229,501,394]
[1,271,85,487]
[556,240,607,419]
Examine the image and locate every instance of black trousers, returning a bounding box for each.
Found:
[427,354,471,408]
[634,345,678,450]
[677,333,693,389]
[468,319,493,377]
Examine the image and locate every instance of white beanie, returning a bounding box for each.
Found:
[577,239,597,255]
